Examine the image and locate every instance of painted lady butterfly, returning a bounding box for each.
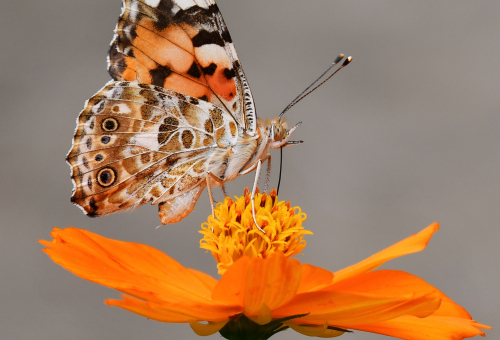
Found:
[67,0,344,227]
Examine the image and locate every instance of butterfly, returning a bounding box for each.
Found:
[67,0,349,228]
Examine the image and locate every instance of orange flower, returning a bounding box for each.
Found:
[40,192,490,340]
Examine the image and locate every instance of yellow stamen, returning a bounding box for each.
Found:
[200,188,312,274]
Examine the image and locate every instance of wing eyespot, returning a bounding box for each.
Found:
[102,117,120,132]
[97,167,117,187]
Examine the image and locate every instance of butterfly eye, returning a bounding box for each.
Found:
[97,167,116,187]
[273,123,285,141]
[102,117,120,132]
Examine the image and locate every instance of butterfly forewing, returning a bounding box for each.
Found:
[67,81,237,217]
[108,0,257,135]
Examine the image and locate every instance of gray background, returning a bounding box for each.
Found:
[1,0,498,339]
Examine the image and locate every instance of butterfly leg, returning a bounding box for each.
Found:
[239,154,271,176]
[206,172,225,219]
[264,155,272,192]
[250,160,266,233]
[221,184,228,197]
[240,155,271,192]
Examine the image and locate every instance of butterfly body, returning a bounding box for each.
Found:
[68,0,299,224]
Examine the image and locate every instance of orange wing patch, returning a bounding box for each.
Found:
[108,0,257,134]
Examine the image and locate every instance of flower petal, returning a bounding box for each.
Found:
[243,253,303,316]
[334,270,478,319]
[211,256,251,306]
[286,321,345,338]
[430,292,475,319]
[328,274,491,339]
[296,264,335,294]
[106,295,240,323]
[350,315,489,340]
[40,228,216,303]
[330,269,442,310]
[333,223,439,283]
[277,270,445,326]
[275,289,441,326]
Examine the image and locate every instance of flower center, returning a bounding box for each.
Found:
[200,188,312,274]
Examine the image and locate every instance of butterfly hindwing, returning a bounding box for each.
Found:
[157,184,205,224]
[108,0,257,135]
[67,81,237,217]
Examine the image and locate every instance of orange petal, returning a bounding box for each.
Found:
[333,223,439,283]
[431,293,473,319]
[243,253,303,316]
[211,256,251,306]
[106,295,240,323]
[326,270,440,315]
[296,264,334,294]
[330,274,491,339]
[40,228,216,303]
[275,289,441,326]
[350,315,489,340]
[278,270,444,326]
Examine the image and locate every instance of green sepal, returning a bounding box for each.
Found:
[219,313,309,340]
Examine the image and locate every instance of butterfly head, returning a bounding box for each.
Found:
[267,118,303,149]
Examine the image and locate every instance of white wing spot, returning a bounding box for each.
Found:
[135,134,160,150]
[114,103,132,114]
[176,0,208,10]
[129,1,140,21]
[194,0,211,9]
[145,0,161,7]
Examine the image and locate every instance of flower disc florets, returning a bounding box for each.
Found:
[200,188,312,274]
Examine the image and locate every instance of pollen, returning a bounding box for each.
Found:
[200,188,312,274]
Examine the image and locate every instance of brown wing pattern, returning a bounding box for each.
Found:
[108,0,257,135]
[67,81,235,217]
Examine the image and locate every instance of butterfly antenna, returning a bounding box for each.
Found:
[280,54,343,116]
[277,146,283,195]
[279,55,352,119]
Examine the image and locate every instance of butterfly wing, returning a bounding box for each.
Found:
[157,184,204,224]
[108,0,257,135]
[67,81,236,218]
